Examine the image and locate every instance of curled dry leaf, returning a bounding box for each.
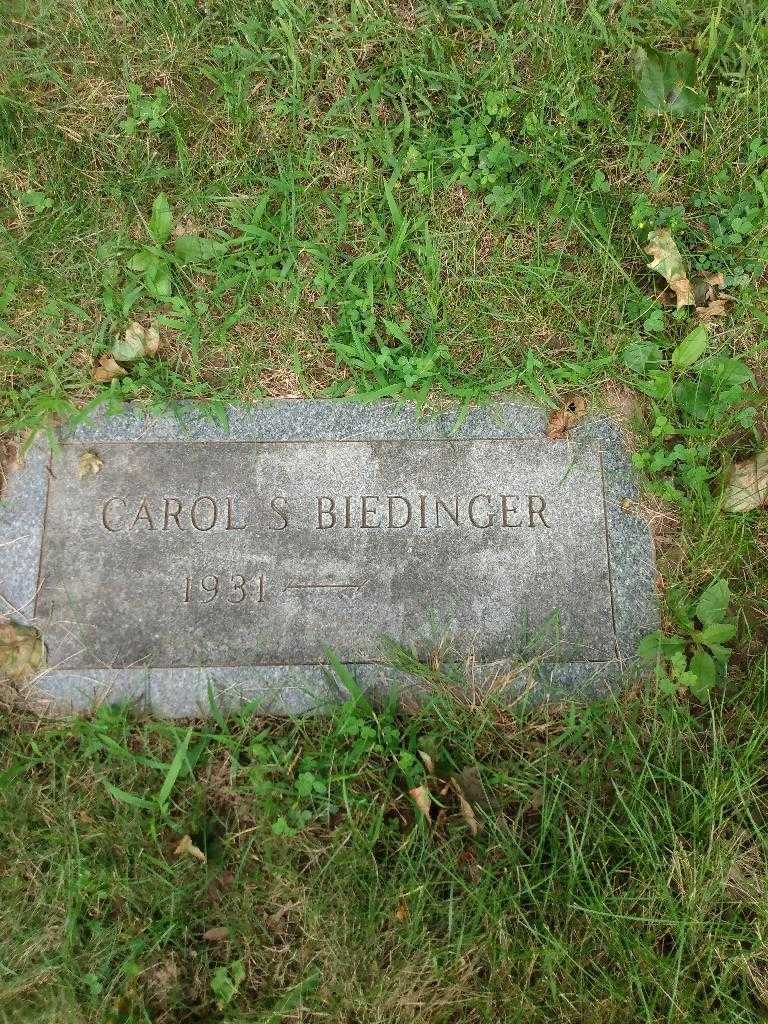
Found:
[113,321,160,362]
[202,926,230,942]
[452,778,481,836]
[547,395,587,440]
[0,621,44,682]
[694,272,723,305]
[454,765,489,807]
[93,323,161,384]
[409,785,432,820]
[77,450,103,479]
[174,834,206,863]
[92,354,127,383]
[697,299,729,320]
[645,228,694,308]
[723,451,768,513]
[694,272,732,320]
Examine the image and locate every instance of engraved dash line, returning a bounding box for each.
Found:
[285,580,368,591]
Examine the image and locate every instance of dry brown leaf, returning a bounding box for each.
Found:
[645,228,694,308]
[693,272,732,319]
[547,395,587,440]
[0,621,44,682]
[454,766,488,807]
[697,299,729,320]
[128,321,160,357]
[92,354,127,383]
[174,834,206,862]
[452,778,481,836]
[144,326,160,356]
[77,450,103,479]
[409,785,432,820]
[693,273,724,306]
[93,323,161,383]
[202,926,230,942]
[670,278,695,307]
[723,452,768,512]
[418,750,435,774]
[114,322,160,362]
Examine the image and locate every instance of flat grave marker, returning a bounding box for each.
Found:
[0,400,657,716]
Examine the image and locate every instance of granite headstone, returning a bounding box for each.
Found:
[0,400,657,716]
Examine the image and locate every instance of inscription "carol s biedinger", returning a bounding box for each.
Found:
[100,492,552,533]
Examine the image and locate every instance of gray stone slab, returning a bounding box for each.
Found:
[1,400,658,716]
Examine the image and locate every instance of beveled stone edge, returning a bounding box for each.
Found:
[60,397,550,442]
[0,436,50,627]
[29,658,630,718]
[581,418,660,663]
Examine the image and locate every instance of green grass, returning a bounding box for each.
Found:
[2,1,767,422]
[2,0,768,1019]
[2,671,768,1022]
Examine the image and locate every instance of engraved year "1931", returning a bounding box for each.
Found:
[182,573,266,605]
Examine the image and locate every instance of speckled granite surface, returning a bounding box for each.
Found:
[0,400,658,716]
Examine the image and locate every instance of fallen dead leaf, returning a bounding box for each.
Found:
[452,778,481,836]
[92,354,127,383]
[77,450,103,479]
[694,271,723,305]
[547,395,587,440]
[454,766,489,807]
[697,298,729,320]
[113,321,160,362]
[202,926,230,942]
[92,323,161,384]
[174,834,206,863]
[418,750,435,774]
[409,785,432,820]
[141,324,160,355]
[694,272,733,319]
[645,228,694,308]
[0,621,44,682]
[723,451,768,512]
